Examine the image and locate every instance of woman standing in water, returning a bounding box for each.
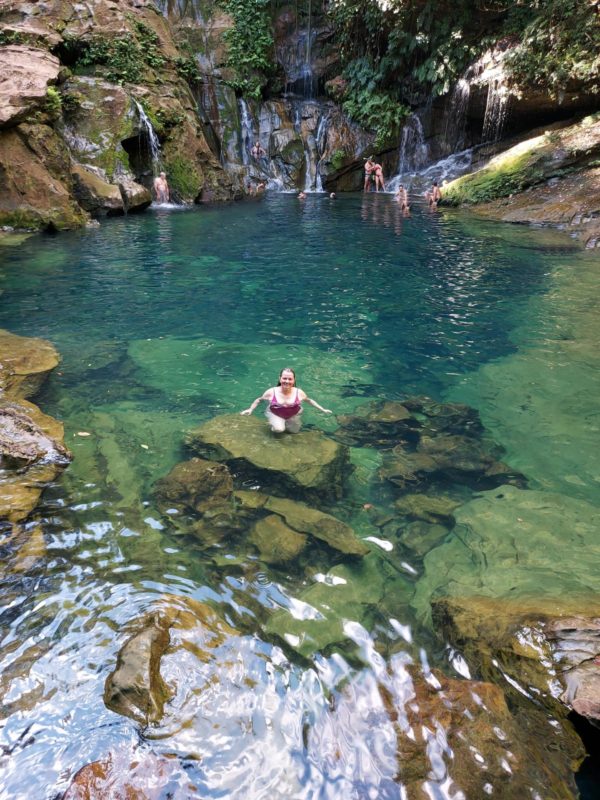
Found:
[240,368,332,433]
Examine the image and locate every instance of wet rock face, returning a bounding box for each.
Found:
[187,413,351,503]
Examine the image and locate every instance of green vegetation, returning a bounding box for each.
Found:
[219,0,274,99]
[442,143,547,205]
[44,86,62,119]
[65,19,165,85]
[327,0,599,138]
[330,149,346,171]
[165,154,200,199]
[504,0,600,97]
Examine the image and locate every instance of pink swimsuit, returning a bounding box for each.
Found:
[270,389,302,419]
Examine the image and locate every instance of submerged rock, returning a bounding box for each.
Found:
[153,457,234,514]
[104,614,172,726]
[235,490,369,557]
[188,414,350,502]
[104,596,236,726]
[0,330,72,524]
[248,514,307,564]
[411,485,600,727]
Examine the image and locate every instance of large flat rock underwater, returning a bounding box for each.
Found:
[187,414,351,503]
[412,485,600,729]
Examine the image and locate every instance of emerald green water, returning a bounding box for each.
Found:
[0,195,598,798]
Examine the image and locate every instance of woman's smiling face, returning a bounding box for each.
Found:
[279,369,295,388]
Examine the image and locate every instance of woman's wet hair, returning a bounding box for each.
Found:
[278,368,296,386]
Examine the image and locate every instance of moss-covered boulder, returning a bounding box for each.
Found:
[0,124,88,230]
[443,114,600,207]
[188,414,351,502]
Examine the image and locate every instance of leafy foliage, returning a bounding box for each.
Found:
[219,0,274,99]
[504,0,600,96]
[66,18,165,84]
[328,0,599,122]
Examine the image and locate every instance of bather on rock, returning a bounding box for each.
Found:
[240,367,332,433]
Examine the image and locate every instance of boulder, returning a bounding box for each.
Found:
[0,330,72,523]
[235,490,370,557]
[118,177,152,212]
[153,457,233,514]
[0,124,88,230]
[188,414,350,502]
[0,46,60,128]
[63,749,181,800]
[105,596,237,725]
[71,164,124,216]
[0,329,59,399]
[248,514,307,565]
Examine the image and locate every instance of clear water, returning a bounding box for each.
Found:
[0,195,598,798]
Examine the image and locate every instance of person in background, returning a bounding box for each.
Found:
[240,367,332,434]
[363,157,375,192]
[426,180,442,208]
[153,172,169,203]
[330,192,336,199]
[251,141,266,158]
[395,184,410,213]
[298,191,307,200]
[373,162,385,192]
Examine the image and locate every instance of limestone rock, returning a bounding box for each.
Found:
[0,46,60,128]
[249,514,307,564]
[399,520,450,557]
[188,414,350,502]
[118,177,152,212]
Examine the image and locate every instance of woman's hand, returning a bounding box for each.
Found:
[322,408,332,414]
[240,408,252,415]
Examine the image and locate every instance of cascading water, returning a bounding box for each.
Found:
[482,78,510,143]
[387,115,430,193]
[444,78,471,152]
[239,98,254,166]
[134,100,162,173]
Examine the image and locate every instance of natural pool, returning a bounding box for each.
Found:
[0,194,599,799]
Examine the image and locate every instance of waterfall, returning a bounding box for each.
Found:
[239,98,254,166]
[134,100,162,173]
[395,114,429,180]
[482,78,510,143]
[444,78,470,151]
[314,112,329,192]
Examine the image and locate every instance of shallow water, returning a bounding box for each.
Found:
[0,195,598,798]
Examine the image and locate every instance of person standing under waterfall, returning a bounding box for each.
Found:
[240,367,332,433]
[153,172,170,204]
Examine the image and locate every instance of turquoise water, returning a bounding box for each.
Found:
[0,195,598,798]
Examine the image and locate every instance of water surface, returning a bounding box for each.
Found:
[0,195,598,798]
